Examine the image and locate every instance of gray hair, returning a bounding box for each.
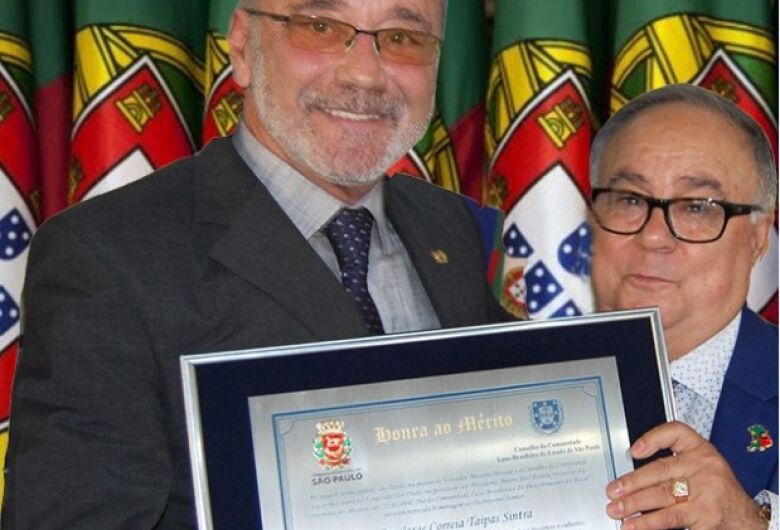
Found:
[590,83,778,212]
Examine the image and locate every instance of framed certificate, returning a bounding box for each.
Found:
[181,308,674,530]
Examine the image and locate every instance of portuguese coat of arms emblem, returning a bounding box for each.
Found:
[531,399,564,435]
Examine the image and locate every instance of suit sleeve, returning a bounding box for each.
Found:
[2,215,172,529]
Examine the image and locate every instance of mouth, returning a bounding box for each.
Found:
[625,273,677,286]
[321,108,384,122]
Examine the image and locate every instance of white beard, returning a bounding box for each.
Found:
[248,29,433,187]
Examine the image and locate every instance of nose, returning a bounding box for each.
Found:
[635,205,676,250]
[335,33,387,91]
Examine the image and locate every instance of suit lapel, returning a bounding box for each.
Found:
[193,139,368,340]
[709,309,778,496]
[385,177,475,328]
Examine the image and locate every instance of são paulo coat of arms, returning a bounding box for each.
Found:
[313,420,352,469]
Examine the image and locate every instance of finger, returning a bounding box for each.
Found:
[630,421,707,459]
[618,504,690,530]
[607,455,689,499]
[606,481,677,519]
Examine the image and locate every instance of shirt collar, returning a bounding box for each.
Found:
[359,183,393,252]
[670,311,741,405]
[232,122,389,246]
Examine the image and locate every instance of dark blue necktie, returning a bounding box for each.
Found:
[324,208,385,335]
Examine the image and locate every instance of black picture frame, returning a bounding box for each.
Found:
[181,308,673,529]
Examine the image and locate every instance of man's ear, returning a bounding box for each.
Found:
[227,9,252,89]
[750,211,775,265]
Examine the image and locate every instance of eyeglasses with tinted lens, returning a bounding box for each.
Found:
[243,8,442,65]
[590,188,763,243]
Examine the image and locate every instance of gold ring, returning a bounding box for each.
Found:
[671,479,689,503]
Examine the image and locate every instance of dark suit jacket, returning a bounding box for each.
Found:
[3,138,509,529]
[710,308,778,497]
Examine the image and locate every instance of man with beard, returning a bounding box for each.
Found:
[2,1,508,528]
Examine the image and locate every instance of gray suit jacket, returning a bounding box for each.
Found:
[3,138,509,529]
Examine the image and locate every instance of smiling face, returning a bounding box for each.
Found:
[590,102,773,360]
[229,0,442,202]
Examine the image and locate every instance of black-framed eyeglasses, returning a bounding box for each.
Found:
[590,187,763,243]
[243,8,442,65]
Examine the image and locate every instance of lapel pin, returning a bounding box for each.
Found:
[431,250,449,265]
[747,424,774,453]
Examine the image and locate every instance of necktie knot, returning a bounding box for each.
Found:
[324,208,384,335]
[324,208,375,267]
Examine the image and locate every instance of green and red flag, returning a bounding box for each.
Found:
[68,0,207,203]
[610,0,778,322]
[486,0,598,320]
[388,0,489,198]
[29,0,72,218]
[0,0,39,501]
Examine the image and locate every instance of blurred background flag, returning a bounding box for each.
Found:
[485,0,601,320]
[68,0,206,204]
[388,0,490,199]
[0,0,38,500]
[29,0,72,219]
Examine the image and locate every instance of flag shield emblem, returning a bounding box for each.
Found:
[531,399,564,434]
[202,31,243,142]
[488,69,595,319]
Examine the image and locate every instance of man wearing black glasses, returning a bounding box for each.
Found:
[3,1,510,529]
[590,84,777,530]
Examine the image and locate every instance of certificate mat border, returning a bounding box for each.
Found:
[181,308,672,530]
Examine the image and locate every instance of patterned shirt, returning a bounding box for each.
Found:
[671,312,777,527]
[232,123,440,334]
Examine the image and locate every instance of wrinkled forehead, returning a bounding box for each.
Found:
[602,103,758,194]
[612,102,753,153]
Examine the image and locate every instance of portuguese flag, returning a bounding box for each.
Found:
[388,0,490,198]
[611,0,778,322]
[68,0,207,203]
[0,0,213,506]
[0,0,38,501]
[28,0,72,218]
[486,0,600,320]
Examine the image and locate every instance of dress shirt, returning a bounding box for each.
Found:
[671,313,739,440]
[232,122,440,334]
[671,312,777,528]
